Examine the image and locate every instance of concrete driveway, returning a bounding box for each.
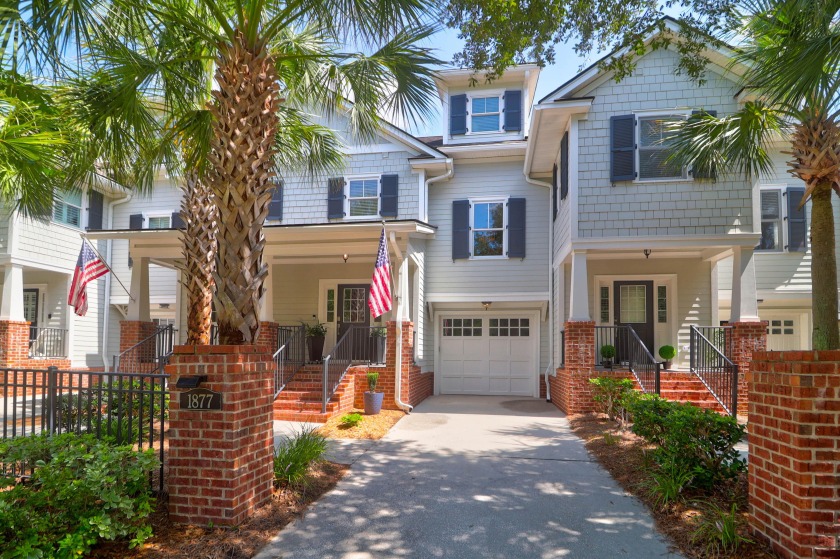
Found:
[257,396,682,559]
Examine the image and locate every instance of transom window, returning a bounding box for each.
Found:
[147,215,171,229]
[348,178,379,217]
[638,116,687,180]
[443,318,482,337]
[470,95,501,133]
[758,190,782,251]
[472,200,505,257]
[53,191,82,227]
[490,318,530,337]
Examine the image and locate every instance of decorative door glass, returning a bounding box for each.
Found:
[619,285,646,323]
[23,290,38,325]
[342,288,367,323]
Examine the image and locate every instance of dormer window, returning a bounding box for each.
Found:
[470,95,502,133]
[449,90,522,137]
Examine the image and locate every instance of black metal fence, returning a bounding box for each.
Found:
[594,325,660,394]
[28,327,67,358]
[689,326,738,415]
[320,326,386,412]
[274,325,306,394]
[1,366,168,491]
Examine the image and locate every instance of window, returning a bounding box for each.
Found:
[470,95,501,133]
[619,285,646,323]
[347,177,379,217]
[489,318,530,337]
[657,286,667,323]
[638,116,686,180]
[326,289,335,323]
[53,191,82,227]
[443,318,482,337]
[600,286,610,323]
[147,215,171,229]
[758,190,783,251]
[472,200,505,257]
[768,319,795,336]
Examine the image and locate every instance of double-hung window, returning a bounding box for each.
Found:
[637,115,687,181]
[147,215,172,229]
[470,95,502,133]
[471,199,506,257]
[347,177,379,218]
[53,191,82,228]
[758,189,783,251]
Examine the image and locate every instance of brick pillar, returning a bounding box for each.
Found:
[551,321,596,414]
[118,320,157,372]
[256,322,280,352]
[730,321,767,415]
[0,320,30,367]
[748,350,840,559]
[166,344,274,526]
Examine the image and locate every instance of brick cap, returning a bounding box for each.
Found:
[753,350,840,362]
[172,344,273,355]
[0,320,30,326]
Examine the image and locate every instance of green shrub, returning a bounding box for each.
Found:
[366,371,379,392]
[658,345,677,360]
[589,377,634,421]
[274,426,328,486]
[639,458,693,509]
[0,433,158,558]
[340,413,363,427]
[691,501,752,555]
[600,344,616,359]
[626,394,678,446]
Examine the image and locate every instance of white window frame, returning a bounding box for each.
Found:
[469,196,508,259]
[634,111,691,183]
[52,191,84,229]
[145,212,172,230]
[756,185,785,253]
[467,90,503,135]
[344,174,381,219]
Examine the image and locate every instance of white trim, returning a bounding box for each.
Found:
[570,233,761,251]
[317,278,382,350]
[466,90,504,135]
[426,292,550,303]
[344,175,382,220]
[756,184,789,253]
[145,211,174,230]
[634,112,690,183]
[433,309,541,398]
[345,142,418,155]
[22,283,48,326]
[468,196,509,259]
[569,116,580,240]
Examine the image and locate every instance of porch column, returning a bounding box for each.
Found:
[259,264,274,322]
[730,246,759,322]
[396,252,410,322]
[0,264,24,321]
[412,257,424,362]
[127,256,150,322]
[569,251,590,321]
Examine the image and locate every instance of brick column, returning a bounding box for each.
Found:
[118,320,157,372]
[166,344,274,526]
[0,320,30,367]
[551,321,596,414]
[256,322,280,352]
[748,350,840,559]
[730,321,767,415]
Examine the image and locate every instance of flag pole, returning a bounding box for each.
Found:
[80,235,135,301]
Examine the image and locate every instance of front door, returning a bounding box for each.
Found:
[337,284,370,357]
[23,288,38,329]
[614,281,654,359]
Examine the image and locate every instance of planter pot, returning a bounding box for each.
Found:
[662,359,673,371]
[601,359,613,370]
[364,391,384,415]
[308,335,325,362]
[373,337,386,364]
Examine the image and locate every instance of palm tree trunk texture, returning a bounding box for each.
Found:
[207,32,279,345]
[178,172,217,345]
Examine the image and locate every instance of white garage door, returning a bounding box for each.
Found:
[439,316,536,396]
[766,316,803,350]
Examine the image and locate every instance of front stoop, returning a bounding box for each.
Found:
[273,365,354,423]
[657,372,728,414]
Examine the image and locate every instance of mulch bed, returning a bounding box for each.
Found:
[570,414,779,559]
[316,408,405,440]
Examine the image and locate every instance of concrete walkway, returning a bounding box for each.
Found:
[258,396,683,559]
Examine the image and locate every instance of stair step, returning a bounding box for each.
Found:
[273,410,333,423]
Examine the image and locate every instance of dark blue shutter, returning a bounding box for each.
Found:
[560,132,569,200]
[691,110,718,180]
[327,177,345,219]
[379,174,398,217]
[129,214,144,230]
[786,186,807,252]
[452,200,470,259]
[610,115,636,181]
[507,197,526,258]
[504,90,522,132]
[551,164,558,222]
[171,211,186,229]
[450,94,467,135]
[268,180,284,220]
[87,190,103,230]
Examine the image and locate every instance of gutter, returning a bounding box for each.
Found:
[101,191,133,371]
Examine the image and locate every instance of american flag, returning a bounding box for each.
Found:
[68,241,109,316]
[368,227,392,318]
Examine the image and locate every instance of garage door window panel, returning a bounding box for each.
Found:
[443,318,482,337]
[490,318,530,337]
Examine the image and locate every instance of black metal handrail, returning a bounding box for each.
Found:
[690,325,733,365]
[593,325,660,394]
[350,326,388,365]
[28,327,67,358]
[113,324,176,375]
[690,325,738,416]
[273,325,306,395]
[322,328,354,413]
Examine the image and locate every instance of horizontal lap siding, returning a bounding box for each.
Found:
[0,211,9,255]
[576,48,751,238]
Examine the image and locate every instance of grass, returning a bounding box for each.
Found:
[273,426,328,486]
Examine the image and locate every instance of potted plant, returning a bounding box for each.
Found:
[371,326,386,364]
[659,345,676,370]
[305,321,327,363]
[364,371,384,415]
[600,344,616,369]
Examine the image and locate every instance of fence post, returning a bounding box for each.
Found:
[731,363,739,417]
[654,362,661,395]
[46,366,58,434]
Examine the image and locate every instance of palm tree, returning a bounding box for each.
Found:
[671,0,840,350]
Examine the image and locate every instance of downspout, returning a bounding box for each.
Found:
[101,192,133,371]
[524,172,553,402]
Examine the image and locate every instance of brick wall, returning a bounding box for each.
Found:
[256,322,280,352]
[166,344,275,526]
[0,320,72,374]
[731,321,767,415]
[749,350,840,559]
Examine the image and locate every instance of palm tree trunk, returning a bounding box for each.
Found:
[809,186,839,350]
[178,172,217,345]
[207,32,279,345]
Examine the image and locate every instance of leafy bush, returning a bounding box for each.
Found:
[600,344,616,359]
[274,426,328,486]
[367,371,379,392]
[691,501,752,555]
[627,397,746,488]
[0,433,158,558]
[658,345,677,360]
[340,413,363,427]
[589,377,634,421]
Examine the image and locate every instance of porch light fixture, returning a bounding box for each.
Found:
[482,301,492,311]
[643,249,652,259]
[342,253,349,263]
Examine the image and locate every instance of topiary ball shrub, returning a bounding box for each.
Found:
[658,345,677,360]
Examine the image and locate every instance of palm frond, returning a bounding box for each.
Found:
[274,106,344,178]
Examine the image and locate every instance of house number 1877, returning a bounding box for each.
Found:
[179,388,222,411]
